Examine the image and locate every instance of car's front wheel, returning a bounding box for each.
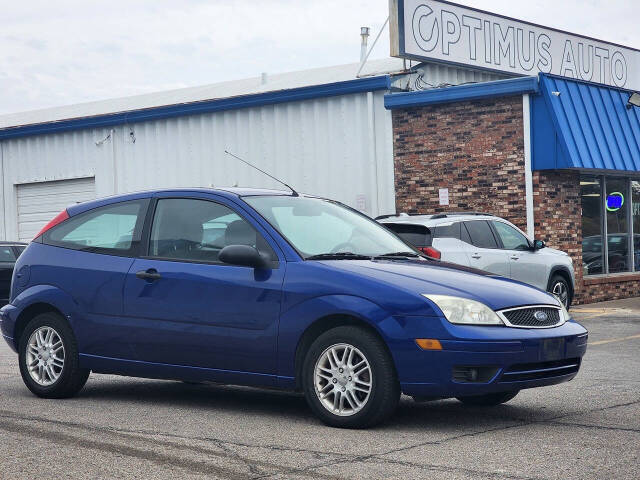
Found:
[302,326,399,428]
[549,274,571,308]
[18,312,90,398]
[456,390,519,406]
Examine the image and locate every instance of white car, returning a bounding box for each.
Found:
[378,213,575,308]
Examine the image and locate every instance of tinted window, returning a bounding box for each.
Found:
[463,221,498,249]
[434,222,460,239]
[492,221,530,250]
[44,200,148,255]
[384,224,432,247]
[149,198,275,263]
[14,245,25,256]
[0,247,16,262]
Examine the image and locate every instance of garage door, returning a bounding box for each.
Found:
[16,177,96,242]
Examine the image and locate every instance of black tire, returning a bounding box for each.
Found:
[456,390,519,406]
[548,274,572,308]
[302,326,400,429]
[18,312,90,399]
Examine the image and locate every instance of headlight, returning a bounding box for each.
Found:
[559,302,571,323]
[423,294,504,325]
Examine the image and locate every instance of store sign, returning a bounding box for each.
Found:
[389,0,640,91]
[606,192,624,212]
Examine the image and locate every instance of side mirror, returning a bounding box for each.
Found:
[219,245,269,269]
[533,239,546,250]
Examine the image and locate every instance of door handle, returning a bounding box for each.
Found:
[510,255,520,260]
[136,269,161,281]
[471,253,481,259]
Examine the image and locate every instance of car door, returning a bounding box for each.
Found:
[0,246,17,306]
[122,195,285,380]
[461,220,510,277]
[490,220,548,290]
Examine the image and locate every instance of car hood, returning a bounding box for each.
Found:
[321,259,559,311]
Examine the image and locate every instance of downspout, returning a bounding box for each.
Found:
[0,141,5,240]
[522,94,534,238]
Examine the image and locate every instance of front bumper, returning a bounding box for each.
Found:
[388,315,588,398]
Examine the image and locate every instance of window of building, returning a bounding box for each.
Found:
[581,176,639,276]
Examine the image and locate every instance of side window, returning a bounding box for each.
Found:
[433,222,460,239]
[463,221,498,249]
[149,198,276,263]
[0,246,16,262]
[492,221,530,251]
[14,245,25,257]
[43,199,148,255]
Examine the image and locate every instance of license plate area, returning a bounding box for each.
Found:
[540,338,565,361]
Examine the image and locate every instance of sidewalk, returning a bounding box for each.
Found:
[571,296,640,318]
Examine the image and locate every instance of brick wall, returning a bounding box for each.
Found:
[391,95,640,305]
[532,170,640,304]
[393,95,528,231]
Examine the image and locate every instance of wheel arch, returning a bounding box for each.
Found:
[12,302,66,350]
[547,266,574,304]
[293,313,396,391]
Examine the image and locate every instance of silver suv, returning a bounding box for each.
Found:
[378,213,575,307]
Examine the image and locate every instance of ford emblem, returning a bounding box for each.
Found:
[533,311,549,322]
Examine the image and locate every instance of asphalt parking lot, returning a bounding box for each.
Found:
[1,300,639,480]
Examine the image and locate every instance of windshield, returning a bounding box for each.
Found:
[244,196,415,259]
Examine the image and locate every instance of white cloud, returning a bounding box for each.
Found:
[0,0,637,115]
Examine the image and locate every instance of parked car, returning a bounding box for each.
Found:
[378,213,575,308]
[0,242,27,306]
[583,234,640,275]
[0,189,587,428]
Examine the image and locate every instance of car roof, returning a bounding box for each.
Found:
[65,187,298,216]
[378,214,498,227]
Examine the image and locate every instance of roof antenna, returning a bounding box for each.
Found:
[224,150,299,196]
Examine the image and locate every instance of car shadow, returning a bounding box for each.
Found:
[76,377,553,430]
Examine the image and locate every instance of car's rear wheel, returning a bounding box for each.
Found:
[18,312,89,398]
[549,275,571,308]
[302,326,399,428]
[456,390,519,406]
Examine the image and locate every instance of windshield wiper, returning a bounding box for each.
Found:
[372,251,422,260]
[306,252,372,260]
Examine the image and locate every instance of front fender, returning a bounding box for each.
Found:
[0,284,80,350]
[277,294,405,383]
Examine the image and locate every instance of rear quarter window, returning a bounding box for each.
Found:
[383,223,432,247]
[43,199,149,256]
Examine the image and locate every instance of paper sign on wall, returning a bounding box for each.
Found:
[439,188,449,206]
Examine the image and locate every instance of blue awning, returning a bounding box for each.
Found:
[532,74,640,172]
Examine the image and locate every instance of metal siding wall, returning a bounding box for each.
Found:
[0,89,397,241]
[112,90,394,217]
[0,128,111,240]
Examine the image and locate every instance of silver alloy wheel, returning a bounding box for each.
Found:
[26,326,65,386]
[552,281,569,307]
[314,343,372,417]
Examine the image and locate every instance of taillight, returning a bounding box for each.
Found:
[33,209,69,240]
[419,246,441,259]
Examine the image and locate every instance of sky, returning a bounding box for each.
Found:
[0,0,638,115]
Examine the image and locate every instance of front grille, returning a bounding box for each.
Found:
[500,358,580,382]
[499,307,562,328]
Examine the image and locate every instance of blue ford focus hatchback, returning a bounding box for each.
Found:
[0,188,587,428]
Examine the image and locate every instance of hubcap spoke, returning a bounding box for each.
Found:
[314,342,372,417]
[26,326,64,386]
